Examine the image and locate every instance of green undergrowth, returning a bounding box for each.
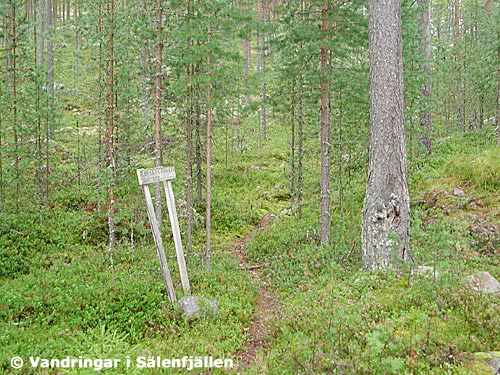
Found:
[242,129,499,374]
[0,117,290,374]
[0,242,257,374]
[1,123,498,374]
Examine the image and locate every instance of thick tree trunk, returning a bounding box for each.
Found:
[418,0,432,154]
[362,0,411,270]
[319,0,330,245]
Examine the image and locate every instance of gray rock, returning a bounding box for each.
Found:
[178,296,219,321]
[453,187,465,197]
[467,271,500,294]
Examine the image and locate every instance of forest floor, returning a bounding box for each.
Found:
[1,126,499,375]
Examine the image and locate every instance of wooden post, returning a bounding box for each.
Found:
[137,166,191,302]
[163,180,191,293]
[140,183,176,303]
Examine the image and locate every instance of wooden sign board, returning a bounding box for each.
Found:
[137,166,176,185]
[137,166,190,303]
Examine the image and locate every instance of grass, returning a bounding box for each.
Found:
[1,123,499,374]
[1,119,499,374]
[241,128,500,374]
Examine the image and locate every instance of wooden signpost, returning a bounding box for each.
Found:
[137,166,190,303]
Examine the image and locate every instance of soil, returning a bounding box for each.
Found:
[231,213,279,372]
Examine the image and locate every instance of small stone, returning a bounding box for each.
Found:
[178,296,219,321]
[453,187,465,197]
[467,271,500,294]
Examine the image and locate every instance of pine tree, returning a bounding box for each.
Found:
[106,0,116,281]
[418,0,432,154]
[362,0,411,270]
[319,0,330,245]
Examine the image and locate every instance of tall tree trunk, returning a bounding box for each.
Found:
[484,0,499,140]
[66,0,70,23]
[185,0,194,252]
[319,0,330,245]
[297,95,303,220]
[496,25,500,140]
[362,0,411,270]
[46,0,55,139]
[7,2,20,206]
[154,0,163,229]
[205,23,212,270]
[454,0,465,129]
[52,0,57,28]
[73,1,80,74]
[242,0,251,106]
[36,0,46,218]
[107,0,116,282]
[37,0,44,65]
[258,0,266,140]
[195,88,203,206]
[418,0,432,154]
[0,110,3,217]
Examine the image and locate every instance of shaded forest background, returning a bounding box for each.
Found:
[0,0,498,235]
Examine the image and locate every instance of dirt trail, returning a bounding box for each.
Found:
[231,213,279,372]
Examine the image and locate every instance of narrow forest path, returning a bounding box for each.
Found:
[230,213,280,373]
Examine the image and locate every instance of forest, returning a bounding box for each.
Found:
[0,0,499,374]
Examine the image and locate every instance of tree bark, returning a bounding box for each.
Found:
[454,0,465,129]
[242,0,251,106]
[258,0,266,140]
[362,0,411,270]
[7,2,20,206]
[66,0,70,23]
[418,0,432,154]
[205,23,212,270]
[107,0,116,282]
[154,0,163,230]
[185,0,194,252]
[36,0,46,218]
[297,95,303,220]
[46,0,55,139]
[319,0,330,245]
